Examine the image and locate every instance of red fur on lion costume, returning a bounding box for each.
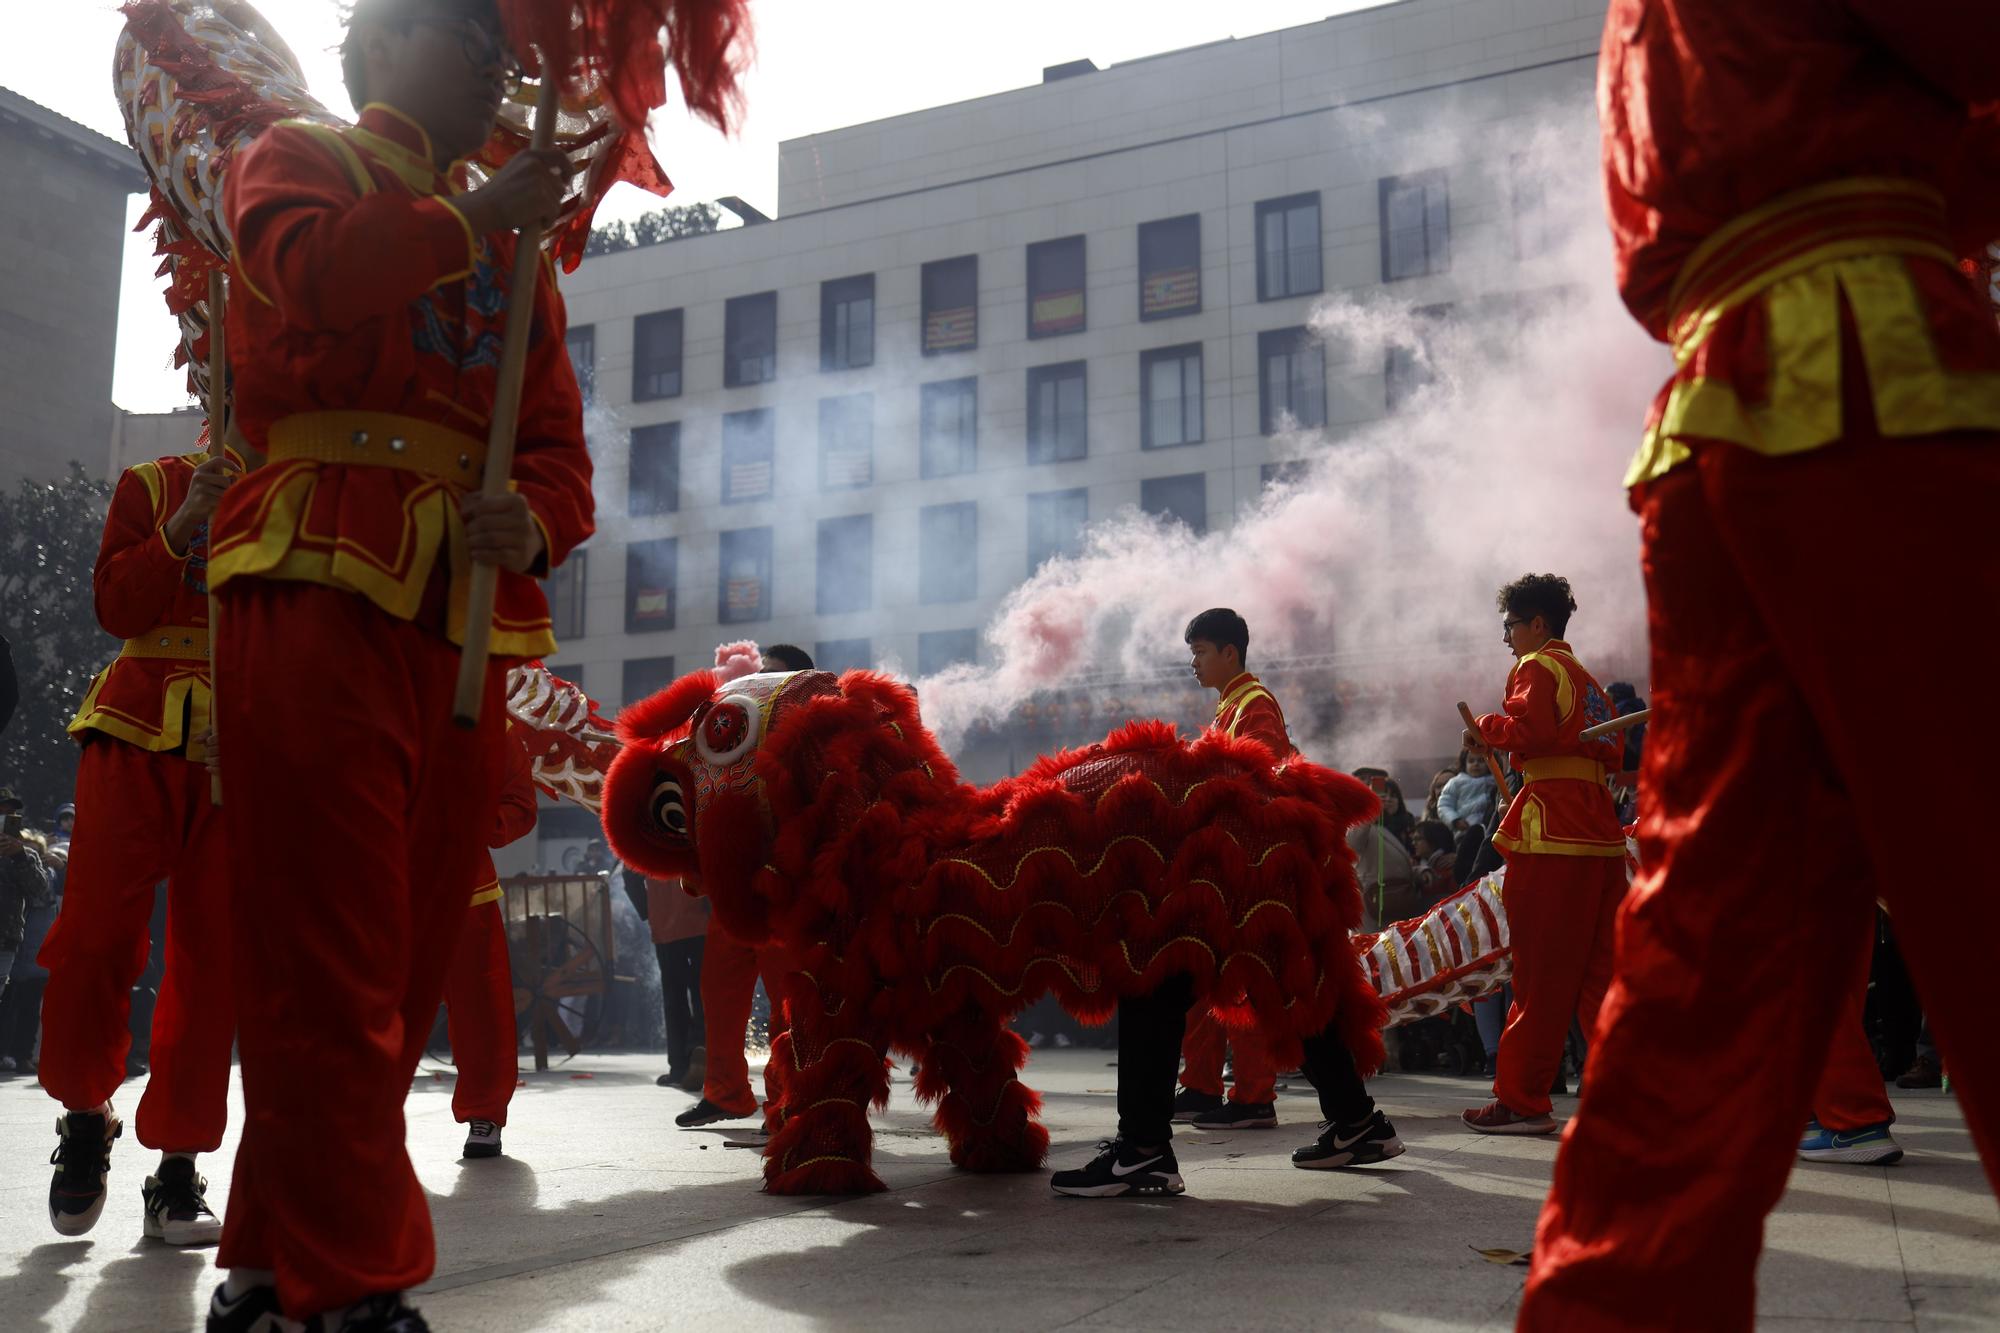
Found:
[604,667,1388,1194]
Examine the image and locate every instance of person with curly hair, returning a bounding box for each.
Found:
[1459,575,1626,1136]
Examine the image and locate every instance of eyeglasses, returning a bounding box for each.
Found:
[1502,618,1530,633]
[413,15,524,86]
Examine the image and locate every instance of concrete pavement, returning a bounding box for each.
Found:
[1,1049,1994,1331]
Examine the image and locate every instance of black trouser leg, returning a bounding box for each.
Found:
[1115,973,1196,1146]
[1301,1022,1376,1126]
[658,941,697,1072]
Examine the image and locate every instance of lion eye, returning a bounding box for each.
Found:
[651,778,689,840]
[693,695,761,765]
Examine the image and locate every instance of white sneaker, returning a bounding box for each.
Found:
[142,1156,223,1245]
[462,1119,503,1159]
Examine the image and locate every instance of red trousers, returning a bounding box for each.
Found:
[1179,1011,1276,1103]
[1520,427,2000,1330]
[38,737,233,1151]
[1814,980,1893,1133]
[1493,852,1625,1117]
[214,583,500,1318]
[444,897,517,1126]
[700,918,785,1115]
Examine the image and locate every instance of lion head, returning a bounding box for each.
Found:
[603,668,844,941]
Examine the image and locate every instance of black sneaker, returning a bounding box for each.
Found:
[461,1119,502,1159]
[1292,1111,1404,1169]
[306,1291,429,1332]
[1050,1138,1185,1198]
[676,1097,753,1128]
[656,1070,687,1088]
[1191,1100,1278,1130]
[49,1108,122,1235]
[144,1156,222,1245]
[1170,1088,1224,1122]
[206,1280,286,1333]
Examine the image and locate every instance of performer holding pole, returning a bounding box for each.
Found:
[202,3,589,1326]
[1520,5,2000,1328]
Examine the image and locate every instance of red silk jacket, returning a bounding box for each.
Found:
[1475,641,1624,858]
[69,449,241,763]
[1213,672,1294,759]
[213,104,593,657]
[1601,0,2000,486]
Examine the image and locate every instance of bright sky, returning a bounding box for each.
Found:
[4,0,1381,413]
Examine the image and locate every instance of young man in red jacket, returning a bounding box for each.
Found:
[1520,4,2000,1327]
[41,439,243,1247]
[203,2,591,1328]
[1459,575,1626,1136]
[1050,609,1400,1197]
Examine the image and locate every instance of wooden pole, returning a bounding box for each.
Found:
[1579,707,1650,742]
[205,268,227,804]
[454,76,562,728]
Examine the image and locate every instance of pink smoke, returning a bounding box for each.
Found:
[713,639,762,683]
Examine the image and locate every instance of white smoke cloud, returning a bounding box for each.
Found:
[912,108,1665,767]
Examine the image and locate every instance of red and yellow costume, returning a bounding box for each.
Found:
[1473,642,1625,1120]
[1521,5,2000,1328]
[39,447,240,1150]
[443,730,538,1129]
[211,104,592,1316]
[1178,672,1290,1107]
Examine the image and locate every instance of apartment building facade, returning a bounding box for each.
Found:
[548,0,1607,733]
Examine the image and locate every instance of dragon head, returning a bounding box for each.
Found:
[603,667,843,942]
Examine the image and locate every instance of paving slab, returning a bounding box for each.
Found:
[0,1050,1993,1331]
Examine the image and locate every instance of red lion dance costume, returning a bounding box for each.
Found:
[601,667,1387,1195]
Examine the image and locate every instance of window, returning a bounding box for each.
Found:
[624,537,677,633]
[1511,156,1553,260]
[918,628,979,676]
[565,325,596,403]
[718,526,773,624]
[542,548,587,640]
[919,502,978,603]
[723,291,777,386]
[622,655,676,708]
[1261,460,1310,493]
[1027,235,1086,338]
[1140,345,1203,449]
[1256,194,1322,301]
[818,393,874,490]
[1384,303,1449,413]
[920,378,977,478]
[721,408,774,503]
[1142,473,1208,536]
[1139,214,1201,319]
[1380,170,1450,280]
[632,309,683,400]
[1026,487,1087,574]
[1258,327,1327,434]
[820,274,875,371]
[921,255,978,354]
[628,423,679,516]
[815,638,871,674]
[816,513,872,614]
[1027,362,1087,464]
